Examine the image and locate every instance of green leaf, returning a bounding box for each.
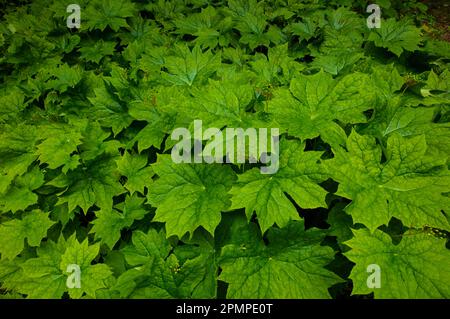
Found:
[0,167,44,213]
[326,131,450,232]
[290,17,318,41]
[59,236,113,299]
[423,39,450,59]
[162,45,221,86]
[186,79,267,130]
[320,7,364,54]
[326,203,354,247]
[114,229,176,298]
[85,0,136,31]
[44,64,83,93]
[174,6,232,49]
[0,210,55,260]
[0,87,26,122]
[77,121,123,162]
[91,194,147,249]
[230,139,328,233]
[79,40,116,64]
[147,155,236,238]
[270,70,375,147]
[128,87,180,151]
[219,219,341,298]
[345,228,450,298]
[368,18,421,57]
[87,83,133,136]
[15,235,112,299]
[370,65,404,102]
[116,152,153,195]
[250,43,305,85]
[421,69,450,101]
[36,125,83,172]
[0,258,24,294]
[0,124,39,194]
[363,101,450,156]
[226,0,284,50]
[311,52,364,75]
[115,228,217,298]
[173,231,217,298]
[48,155,124,213]
[425,69,450,91]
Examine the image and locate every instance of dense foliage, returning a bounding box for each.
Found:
[0,0,449,299]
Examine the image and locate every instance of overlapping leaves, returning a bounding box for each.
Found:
[0,0,449,300]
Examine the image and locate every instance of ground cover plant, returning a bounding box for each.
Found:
[0,0,449,299]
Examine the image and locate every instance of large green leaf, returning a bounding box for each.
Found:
[13,235,112,299]
[116,152,153,195]
[91,194,147,249]
[368,18,421,57]
[147,155,236,238]
[85,0,136,31]
[0,125,39,195]
[115,229,217,298]
[326,131,450,231]
[0,210,54,260]
[162,45,221,86]
[0,167,44,213]
[229,139,328,233]
[48,156,125,213]
[219,218,341,298]
[269,70,375,147]
[345,228,450,298]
